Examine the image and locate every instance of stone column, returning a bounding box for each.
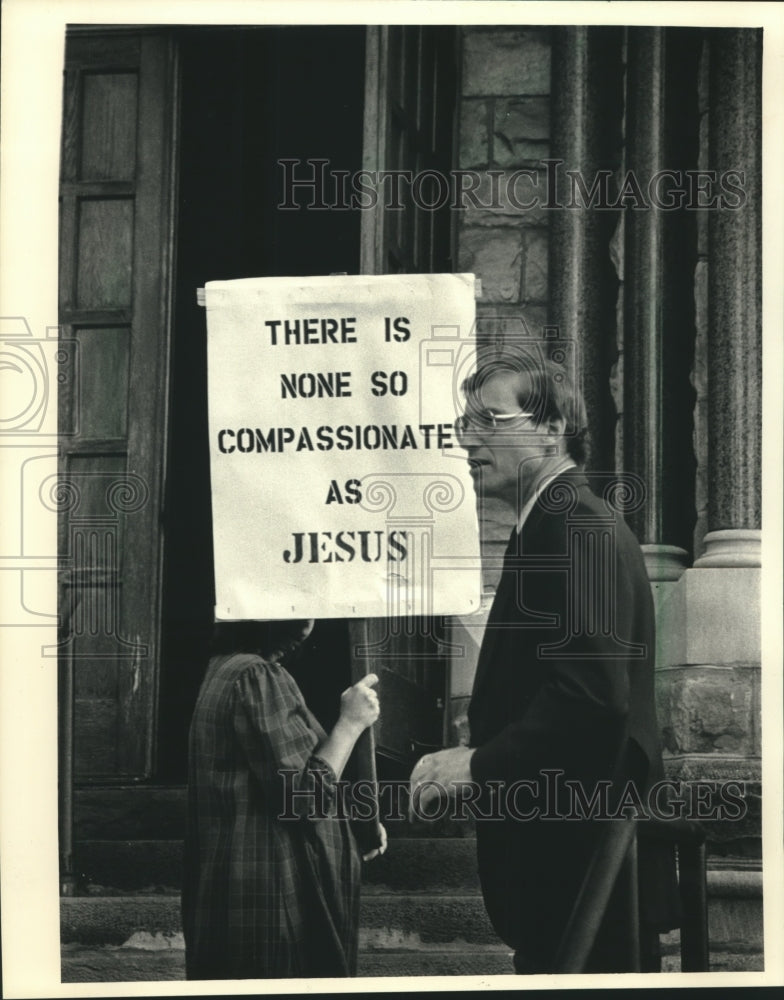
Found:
[623,27,698,582]
[656,30,762,882]
[699,27,762,567]
[549,26,624,475]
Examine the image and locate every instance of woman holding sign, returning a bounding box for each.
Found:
[182,619,385,979]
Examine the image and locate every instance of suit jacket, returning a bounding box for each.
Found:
[468,469,678,967]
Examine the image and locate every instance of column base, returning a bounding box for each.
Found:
[641,544,690,582]
[693,529,761,568]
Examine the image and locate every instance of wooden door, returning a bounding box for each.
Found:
[361,26,457,276]
[58,30,178,780]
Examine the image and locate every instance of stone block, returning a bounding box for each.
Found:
[457,168,550,227]
[522,228,548,302]
[493,98,550,165]
[656,566,760,667]
[462,28,551,97]
[474,302,549,344]
[457,228,522,303]
[705,872,763,950]
[458,99,489,169]
[659,665,755,755]
[663,756,761,784]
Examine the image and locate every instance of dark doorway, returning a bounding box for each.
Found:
[158,26,366,779]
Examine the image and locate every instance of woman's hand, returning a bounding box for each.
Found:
[338,673,380,733]
[314,674,380,780]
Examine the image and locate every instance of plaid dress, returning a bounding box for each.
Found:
[182,653,361,979]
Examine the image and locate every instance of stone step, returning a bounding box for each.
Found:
[61,892,498,947]
[60,942,515,982]
[360,893,498,946]
[60,861,764,974]
[61,896,183,946]
[61,939,764,983]
[73,784,467,840]
[72,836,480,893]
[62,943,186,984]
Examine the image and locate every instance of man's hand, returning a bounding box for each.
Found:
[409,747,475,820]
[362,823,388,862]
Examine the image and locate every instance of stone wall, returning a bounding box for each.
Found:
[448,27,555,714]
[457,27,551,330]
[448,29,762,872]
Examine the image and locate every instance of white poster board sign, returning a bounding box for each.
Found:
[205,273,481,620]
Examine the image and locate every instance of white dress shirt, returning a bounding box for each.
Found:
[515,457,577,534]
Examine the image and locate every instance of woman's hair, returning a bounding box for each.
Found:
[209,619,312,661]
[462,347,590,466]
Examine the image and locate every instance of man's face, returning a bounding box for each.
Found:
[457,369,560,507]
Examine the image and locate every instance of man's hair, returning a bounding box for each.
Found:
[462,348,590,466]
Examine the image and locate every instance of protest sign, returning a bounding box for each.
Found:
[205,273,481,620]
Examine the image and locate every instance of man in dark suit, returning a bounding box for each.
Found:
[410,349,678,973]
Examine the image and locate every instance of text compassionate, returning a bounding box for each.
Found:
[217,423,456,454]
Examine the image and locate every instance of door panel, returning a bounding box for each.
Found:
[58,31,177,780]
[361,26,457,276]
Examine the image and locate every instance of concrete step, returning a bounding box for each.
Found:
[73,836,480,893]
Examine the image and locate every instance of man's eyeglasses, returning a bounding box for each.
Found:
[454,409,535,440]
